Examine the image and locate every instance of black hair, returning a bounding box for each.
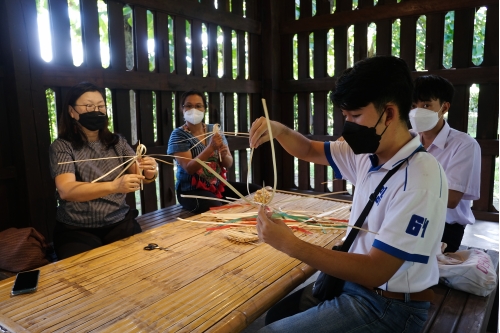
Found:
[330,56,414,124]
[413,75,455,105]
[58,81,118,149]
[179,90,208,110]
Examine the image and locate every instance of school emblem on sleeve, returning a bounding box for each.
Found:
[405,214,429,238]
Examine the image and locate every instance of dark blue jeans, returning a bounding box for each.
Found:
[260,281,430,333]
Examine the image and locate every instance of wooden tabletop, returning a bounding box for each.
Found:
[0,192,349,333]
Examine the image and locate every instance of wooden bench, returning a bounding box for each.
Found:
[136,204,196,232]
[422,247,499,333]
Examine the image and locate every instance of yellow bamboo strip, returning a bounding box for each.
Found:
[260,98,278,203]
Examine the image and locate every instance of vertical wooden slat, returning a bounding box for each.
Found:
[138,90,158,213]
[481,4,499,67]
[313,0,329,192]
[281,93,296,189]
[425,13,445,70]
[452,8,475,69]
[232,0,243,16]
[474,84,498,212]
[224,93,236,181]
[375,13,393,57]
[208,93,221,124]
[236,31,245,79]
[257,0,284,189]
[175,17,188,75]
[114,89,134,222]
[313,92,327,192]
[48,0,73,66]
[191,19,203,77]
[138,91,154,145]
[237,93,248,182]
[333,25,347,139]
[134,6,149,72]
[449,9,476,131]
[159,91,176,206]
[107,0,127,71]
[472,4,499,214]
[156,12,170,75]
[81,0,101,68]
[223,27,232,78]
[353,0,372,63]
[247,0,261,82]
[300,0,312,19]
[400,16,417,71]
[156,12,174,208]
[297,92,310,190]
[374,0,397,57]
[279,0,295,189]
[113,90,133,143]
[207,23,218,78]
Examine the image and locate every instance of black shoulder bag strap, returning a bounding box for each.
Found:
[339,145,427,252]
[312,146,426,300]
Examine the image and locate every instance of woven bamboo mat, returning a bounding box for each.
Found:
[0,193,349,333]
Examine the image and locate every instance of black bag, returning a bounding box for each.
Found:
[312,245,345,300]
[312,155,414,301]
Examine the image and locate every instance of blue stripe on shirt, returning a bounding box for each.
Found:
[373,239,430,264]
[324,142,343,179]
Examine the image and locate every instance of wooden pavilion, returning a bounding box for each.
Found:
[0,0,497,243]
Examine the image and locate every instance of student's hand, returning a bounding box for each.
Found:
[209,132,223,150]
[249,117,285,149]
[256,205,297,252]
[113,174,145,193]
[219,144,230,158]
[138,156,157,172]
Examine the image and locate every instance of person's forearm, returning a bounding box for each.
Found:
[143,169,157,183]
[286,239,400,288]
[184,146,216,174]
[58,181,117,202]
[221,153,233,169]
[274,123,316,161]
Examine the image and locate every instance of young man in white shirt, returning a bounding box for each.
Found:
[249,56,448,333]
[411,75,481,253]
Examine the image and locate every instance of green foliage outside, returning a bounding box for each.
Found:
[46,89,57,143]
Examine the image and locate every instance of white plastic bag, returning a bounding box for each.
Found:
[437,247,497,297]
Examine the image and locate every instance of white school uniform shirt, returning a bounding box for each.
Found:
[413,121,481,226]
[325,134,448,293]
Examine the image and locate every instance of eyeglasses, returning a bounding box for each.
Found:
[74,104,107,112]
[183,104,205,110]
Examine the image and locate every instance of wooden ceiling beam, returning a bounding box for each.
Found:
[281,0,497,34]
[120,0,261,34]
[280,66,499,92]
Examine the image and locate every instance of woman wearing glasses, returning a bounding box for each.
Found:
[168,90,260,213]
[49,82,158,260]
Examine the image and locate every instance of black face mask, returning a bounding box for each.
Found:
[341,110,388,154]
[77,111,108,131]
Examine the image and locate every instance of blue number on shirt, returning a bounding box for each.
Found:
[406,214,429,238]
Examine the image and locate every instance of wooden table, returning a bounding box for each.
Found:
[0,193,349,333]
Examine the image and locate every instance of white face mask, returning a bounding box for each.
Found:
[409,106,443,132]
[184,109,205,125]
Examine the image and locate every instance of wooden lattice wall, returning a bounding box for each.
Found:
[0,0,498,241]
